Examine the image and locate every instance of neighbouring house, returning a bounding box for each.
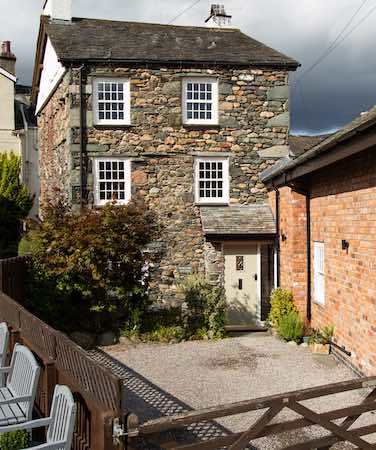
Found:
[261,108,376,374]
[32,0,300,327]
[0,41,39,218]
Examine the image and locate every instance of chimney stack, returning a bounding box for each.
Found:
[205,4,232,28]
[43,0,72,22]
[0,41,16,76]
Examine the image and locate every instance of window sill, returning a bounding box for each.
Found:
[183,124,220,131]
[195,202,230,207]
[93,124,134,130]
[313,300,326,307]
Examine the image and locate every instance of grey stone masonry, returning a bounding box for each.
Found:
[38,65,291,305]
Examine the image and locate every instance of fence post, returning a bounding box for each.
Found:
[9,328,21,354]
[44,361,57,413]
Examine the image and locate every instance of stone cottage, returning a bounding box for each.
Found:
[261,108,376,374]
[32,0,299,328]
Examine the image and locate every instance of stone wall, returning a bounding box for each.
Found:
[39,64,291,304]
[38,72,71,210]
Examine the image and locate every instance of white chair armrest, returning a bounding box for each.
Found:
[0,417,51,433]
[23,441,66,450]
[0,395,31,406]
[0,366,11,373]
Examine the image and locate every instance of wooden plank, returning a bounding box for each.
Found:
[158,401,376,450]
[229,404,284,450]
[283,423,376,450]
[138,377,376,434]
[288,401,374,449]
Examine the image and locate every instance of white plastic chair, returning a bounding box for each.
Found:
[0,385,77,450]
[0,344,40,425]
[0,323,9,387]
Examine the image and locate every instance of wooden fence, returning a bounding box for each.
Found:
[129,373,376,449]
[0,257,126,450]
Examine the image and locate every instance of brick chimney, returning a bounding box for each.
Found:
[43,0,72,21]
[205,4,232,28]
[0,41,16,76]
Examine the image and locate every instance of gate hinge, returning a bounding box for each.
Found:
[113,417,139,443]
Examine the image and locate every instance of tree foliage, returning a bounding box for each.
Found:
[26,200,156,333]
[0,153,32,258]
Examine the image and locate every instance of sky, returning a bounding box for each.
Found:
[1,0,376,134]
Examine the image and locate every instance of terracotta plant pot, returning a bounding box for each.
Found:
[309,343,330,355]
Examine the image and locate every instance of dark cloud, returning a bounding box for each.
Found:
[1,0,375,134]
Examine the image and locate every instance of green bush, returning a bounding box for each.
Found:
[0,430,29,450]
[140,325,185,343]
[25,200,156,333]
[278,311,304,343]
[268,288,297,328]
[180,274,226,339]
[0,153,32,258]
[308,325,334,345]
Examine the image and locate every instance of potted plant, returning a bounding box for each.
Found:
[308,325,334,354]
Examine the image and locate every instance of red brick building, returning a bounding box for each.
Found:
[261,108,376,375]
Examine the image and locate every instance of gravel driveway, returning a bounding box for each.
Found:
[90,333,376,449]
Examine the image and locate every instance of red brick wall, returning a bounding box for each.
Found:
[269,187,308,316]
[269,147,376,374]
[309,148,376,374]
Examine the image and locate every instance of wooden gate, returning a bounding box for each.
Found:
[128,377,376,449]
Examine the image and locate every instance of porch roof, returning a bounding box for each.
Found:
[200,204,276,237]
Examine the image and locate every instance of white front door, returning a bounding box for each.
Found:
[224,243,260,326]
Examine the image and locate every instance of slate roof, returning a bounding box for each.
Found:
[45,17,299,68]
[261,107,376,183]
[289,134,332,157]
[201,204,276,236]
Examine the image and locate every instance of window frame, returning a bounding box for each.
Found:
[313,241,325,305]
[93,157,131,206]
[194,157,230,205]
[92,78,131,126]
[182,77,219,125]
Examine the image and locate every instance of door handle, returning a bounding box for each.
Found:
[254,274,258,281]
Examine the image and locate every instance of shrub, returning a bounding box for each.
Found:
[180,274,226,339]
[0,153,32,258]
[140,326,185,343]
[25,200,156,333]
[308,325,334,345]
[278,311,304,343]
[0,430,29,450]
[268,288,296,328]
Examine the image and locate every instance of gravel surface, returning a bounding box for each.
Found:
[90,333,376,449]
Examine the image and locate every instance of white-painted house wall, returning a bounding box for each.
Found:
[36,38,65,114]
[0,69,20,154]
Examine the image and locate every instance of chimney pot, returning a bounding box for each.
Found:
[0,40,16,76]
[205,4,232,28]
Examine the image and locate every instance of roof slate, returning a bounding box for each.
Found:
[289,134,332,157]
[201,204,276,236]
[45,17,299,68]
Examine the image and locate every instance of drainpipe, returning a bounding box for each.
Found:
[305,194,312,322]
[78,65,86,210]
[272,184,281,287]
